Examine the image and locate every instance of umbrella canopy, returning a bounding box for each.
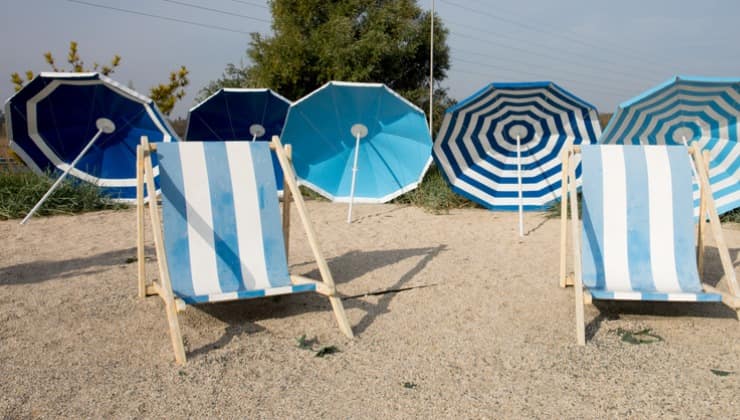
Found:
[184,88,290,190]
[600,76,740,216]
[434,82,601,211]
[4,72,176,201]
[281,81,432,203]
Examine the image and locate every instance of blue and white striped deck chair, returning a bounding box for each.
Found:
[560,144,739,345]
[136,136,353,364]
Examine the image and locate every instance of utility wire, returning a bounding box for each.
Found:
[445,19,654,83]
[451,56,636,97]
[439,0,675,74]
[160,0,271,24]
[227,0,269,9]
[66,0,258,34]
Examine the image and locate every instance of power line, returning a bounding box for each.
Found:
[227,0,269,9]
[449,30,645,84]
[451,56,637,97]
[160,0,271,24]
[438,0,674,74]
[66,0,256,35]
[446,66,635,101]
[444,19,652,83]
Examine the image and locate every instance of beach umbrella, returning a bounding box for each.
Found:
[434,82,601,236]
[281,81,432,223]
[600,76,740,216]
[4,72,176,222]
[184,88,290,190]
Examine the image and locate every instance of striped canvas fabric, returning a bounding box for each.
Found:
[580,145,721,302]
[156,141,314,304]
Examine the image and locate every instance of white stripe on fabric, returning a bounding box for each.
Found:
[601,147,632,292]
[667,293,698,302]
[645,147,682,292]
[180,144,221,296]
[612,291,642,300]
[264,286,294,296]
[226,142,272,290]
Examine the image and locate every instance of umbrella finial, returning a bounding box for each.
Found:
[96,118,116,134]
[350,124,368,139]
[249,124,266,141]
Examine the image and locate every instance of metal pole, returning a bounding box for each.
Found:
[347,131,362,224]
[429,0,435,135]
[21,128,106,225]
[517,135,524,237]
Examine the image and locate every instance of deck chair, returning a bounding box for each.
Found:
[560,144,740,345]
[136,135,353,364]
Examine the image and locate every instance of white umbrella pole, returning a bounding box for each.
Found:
[517,135,524,237]
[347,131,362,224]
[21,128,106,225]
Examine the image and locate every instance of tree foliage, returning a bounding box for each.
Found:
[200,0,452,131]
[11,41,189,116]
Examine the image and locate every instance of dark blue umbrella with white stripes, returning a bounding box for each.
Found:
[434,82,601,236]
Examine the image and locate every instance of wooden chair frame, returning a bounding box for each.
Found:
[559,145,740,345]
[136,135,353,364]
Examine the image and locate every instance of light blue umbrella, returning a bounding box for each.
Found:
[281,81,432,222]
[600,76,740,216]
[3,72,176,223]
[185,88,290,190]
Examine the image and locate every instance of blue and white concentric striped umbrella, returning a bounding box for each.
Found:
[434,82,601,235]
[4,72,176,208]
[600,76,740,216]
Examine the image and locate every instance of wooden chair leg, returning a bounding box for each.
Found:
[136,145,146,298]
[568,151,586,345]
[328,296,354,338]
[559,149,570,288]
[141,136,187,364]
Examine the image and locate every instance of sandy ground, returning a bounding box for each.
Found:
[1,202,738,418]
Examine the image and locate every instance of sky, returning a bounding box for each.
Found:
[2,0,740,120]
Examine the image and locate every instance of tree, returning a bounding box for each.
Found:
[11,41,189,116]
[201,0,451,131]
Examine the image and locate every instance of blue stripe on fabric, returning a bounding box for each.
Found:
[623,147,655,292]
[203,142,244,294]
[666,147,703,293]
[589,289,723,302]
[580,145,605,289]
[250,142,291,286]
[180,283,317,304]
[157,143,196,299]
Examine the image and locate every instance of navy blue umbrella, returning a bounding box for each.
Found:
[4,72,177,222]
[185,88,291,190]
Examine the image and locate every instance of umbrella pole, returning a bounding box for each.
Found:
[517,135,524,237]
[21,127,108,225]
[347,131,362,224]
[682,135,705,220]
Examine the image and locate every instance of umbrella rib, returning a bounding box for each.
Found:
[224,95,236,140]
[196,114,226,141]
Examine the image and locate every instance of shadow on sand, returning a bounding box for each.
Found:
[186,245,446,358]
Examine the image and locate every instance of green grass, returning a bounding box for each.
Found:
[392,164,480,213]
[720,208,740,223]
[0,169,127,220]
